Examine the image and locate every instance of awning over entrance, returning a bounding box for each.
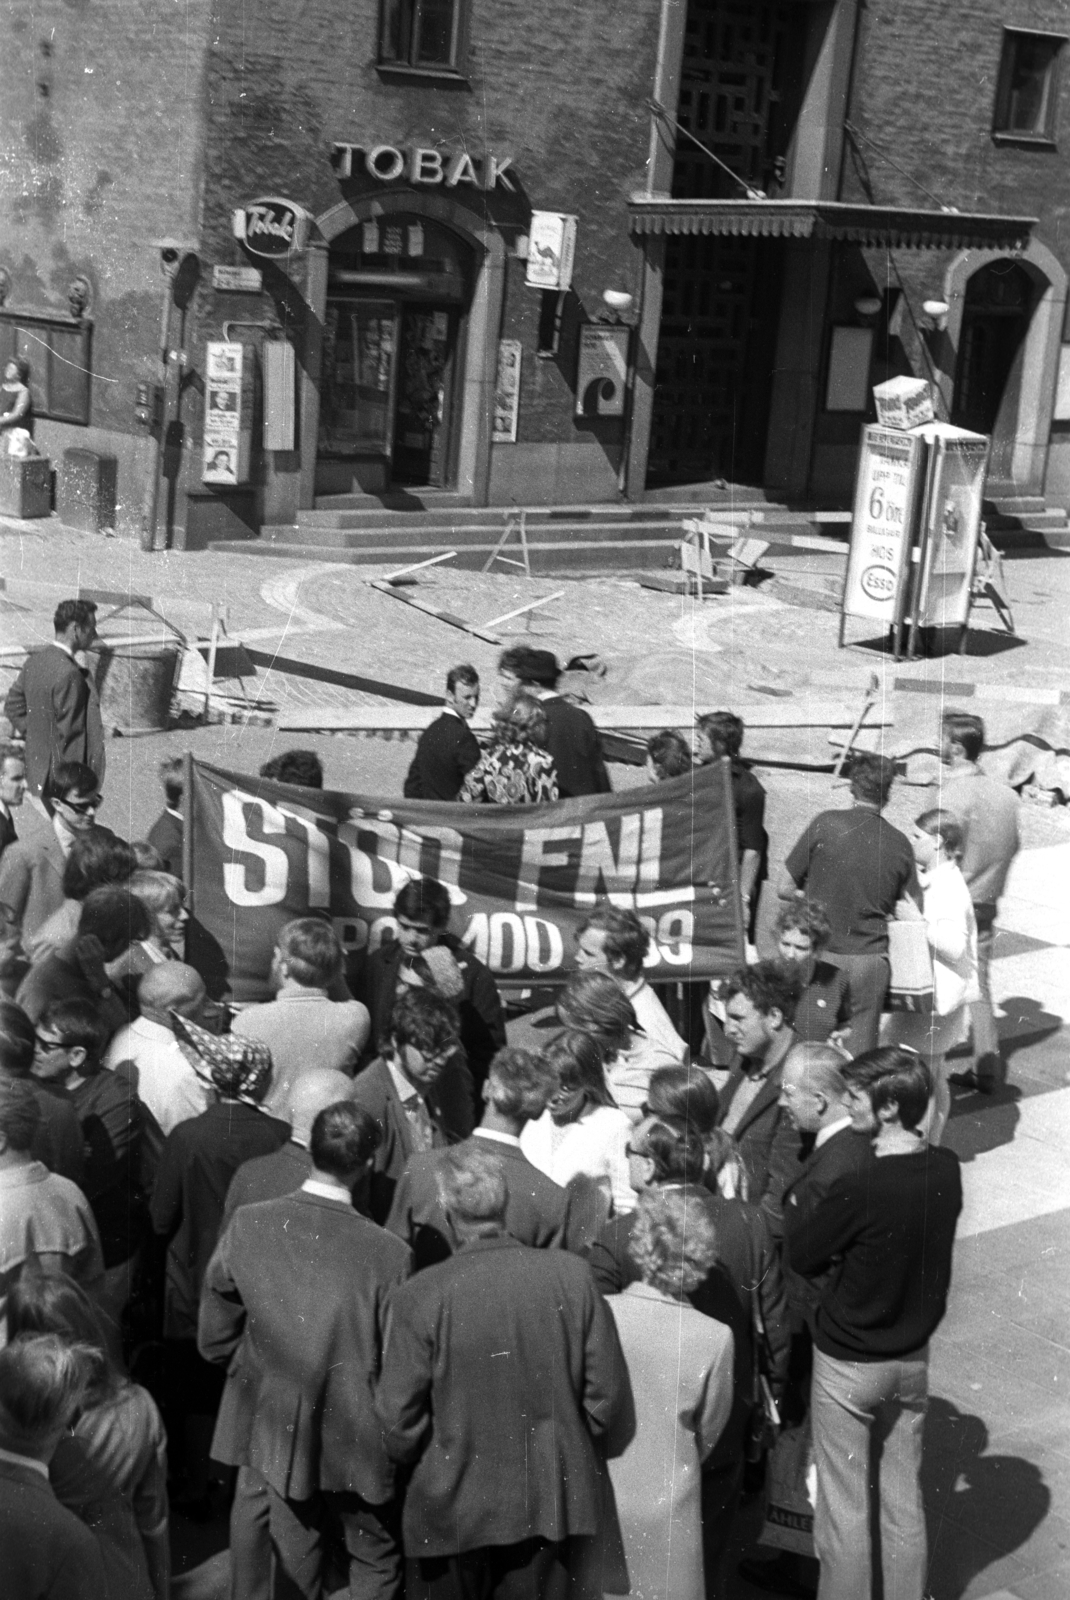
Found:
[627,198,1036,251]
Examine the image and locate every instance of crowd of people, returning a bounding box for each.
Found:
[0,601,1023,1600]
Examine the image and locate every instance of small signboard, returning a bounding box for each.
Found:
[525,213,577,291]
[203,342,254,485]
[575,325,629,417]
[916,431,988,627]
[212,265,264,293]
[842,425,925,629]
[232,197,310,259]
[492,340,522,443]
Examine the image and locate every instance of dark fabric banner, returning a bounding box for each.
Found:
[186,758,745,1003]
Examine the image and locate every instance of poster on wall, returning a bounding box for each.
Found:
[917,430,988,627]
[492,339,522,443]
[575,324,630,417]
[842,425,925,625]
[524,213,577,291]
[202,342,253,485]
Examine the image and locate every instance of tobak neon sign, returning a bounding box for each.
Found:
[332,143,515,192]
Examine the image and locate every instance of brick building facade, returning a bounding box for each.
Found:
[0,0,1066,544]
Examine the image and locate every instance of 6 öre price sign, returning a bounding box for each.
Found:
[842,425,925,632]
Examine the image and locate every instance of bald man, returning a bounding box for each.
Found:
[221,1069,357,1226]
[103,963,208,1145]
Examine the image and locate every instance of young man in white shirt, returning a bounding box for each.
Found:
[574,904,687,1066]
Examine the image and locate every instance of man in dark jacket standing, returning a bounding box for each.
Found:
[355,877,505,1097]
[403,665,482,801]
[499,647,611,798]
[201,1102,411,1600]
[3,598,104,805]
[377,1144,631,1599]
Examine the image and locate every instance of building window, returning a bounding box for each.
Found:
[379,0,465,73]
[0,312,92,425]
[993,29,1065,141]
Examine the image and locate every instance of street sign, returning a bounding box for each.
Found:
[212,265,263,293]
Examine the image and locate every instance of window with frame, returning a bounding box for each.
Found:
[379,0,465,73]
[993,28,1066,141]
[0,312,92,424]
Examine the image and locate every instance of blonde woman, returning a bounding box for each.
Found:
[883,810,978,1143]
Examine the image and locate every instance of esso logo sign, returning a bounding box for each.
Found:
[860,564,896,602]
[233,198,309,258]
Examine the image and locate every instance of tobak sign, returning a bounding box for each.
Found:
[332,143,516,192]
[232,197,310,258]
[843,425,925,625]
[185,759,745,1003]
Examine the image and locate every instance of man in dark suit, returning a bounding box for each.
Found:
[351,987,475,1223]
[221,1067,357,1226]
[715,961,803,1237]
[377,1144,631,1599]
[200,1102,412,1600]
[0,1334,107,1600]
[3,598,104,805]
[145,755,185,873]
[586,1113,790,1594]
[0,746,26,867]
[354,877,505,1096]
[404,664,482,800]
[0,762,102,947]
[500,646,611,798]
[387,1045,581,1266]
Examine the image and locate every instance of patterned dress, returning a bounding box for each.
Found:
[459,739,559,805]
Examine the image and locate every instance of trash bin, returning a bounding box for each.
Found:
[58,448,117,533]
[0,455,51,518]
[95,641,179,734]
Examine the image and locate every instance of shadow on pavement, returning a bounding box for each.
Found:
[999,995,1065,1064]
[923,1396,1050,1599]
[946,1084,1022,1161]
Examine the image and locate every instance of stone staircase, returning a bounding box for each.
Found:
[207,488,1069,575]
[209,496,849,574]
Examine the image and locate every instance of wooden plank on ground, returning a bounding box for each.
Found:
[278,701,893,733]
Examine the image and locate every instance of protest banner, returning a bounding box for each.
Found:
[184,757,745,1002]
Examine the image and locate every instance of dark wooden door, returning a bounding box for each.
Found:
[953,261,1034,481]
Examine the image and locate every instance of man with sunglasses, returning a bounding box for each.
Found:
[0,762,103,947]
[3,598,103,809]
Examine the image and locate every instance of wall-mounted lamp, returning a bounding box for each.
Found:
[854,294,882,320]
[921,298,950,333]
[601,288,634,324]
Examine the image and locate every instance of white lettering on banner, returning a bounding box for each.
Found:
[575,815,643,907]
[515,826,583,912]
[656,909,694,965]
[639,809,662,892]
[337,818,410,907]
[292,816,331,908]
[461,914,565,974]
[221,794,290,907]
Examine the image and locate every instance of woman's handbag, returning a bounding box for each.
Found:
[886,917,935,1013]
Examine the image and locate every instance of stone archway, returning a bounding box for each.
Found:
[300,190,506,507]
[941,237,1067,497]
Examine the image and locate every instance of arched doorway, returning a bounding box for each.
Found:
[309,192,505,505]
[943,240,1067,497]
[316,215,474,494]
[953,260,1036,480]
